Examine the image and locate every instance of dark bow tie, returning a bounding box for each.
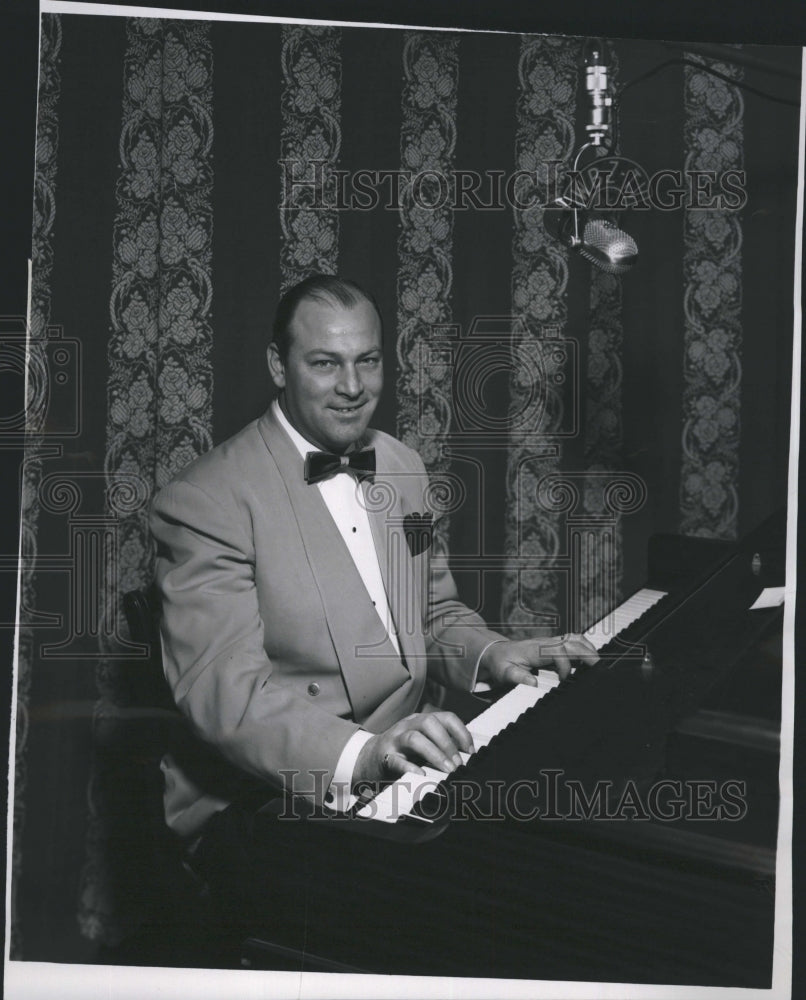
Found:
[304,448,376,485]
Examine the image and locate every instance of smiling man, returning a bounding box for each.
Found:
[150,274,597,842]
[268,289,384,453]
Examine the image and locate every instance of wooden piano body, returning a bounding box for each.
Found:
[234,511,787,986]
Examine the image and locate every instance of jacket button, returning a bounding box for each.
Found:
[307,682,320,697]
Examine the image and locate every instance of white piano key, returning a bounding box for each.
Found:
[359,680,556,824]
[357,766,449,824]
[467,679,547,743]
[583,588,667,650]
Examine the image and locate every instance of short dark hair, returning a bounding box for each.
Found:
[271,274,383,361]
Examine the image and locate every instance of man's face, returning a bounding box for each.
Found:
[268,297,383,453]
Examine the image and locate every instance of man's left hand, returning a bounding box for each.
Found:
[479,634,599,687]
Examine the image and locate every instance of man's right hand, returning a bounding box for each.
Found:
[352,711,474,790]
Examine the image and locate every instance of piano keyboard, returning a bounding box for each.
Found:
[356,587,668,824]
[583,587,667,650]
[356,677,558,823]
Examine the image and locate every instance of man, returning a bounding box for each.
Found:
[151,274,597,842]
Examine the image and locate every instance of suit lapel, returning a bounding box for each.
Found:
[257,410,418,722]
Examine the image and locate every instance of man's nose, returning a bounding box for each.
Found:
[335,365,362,397]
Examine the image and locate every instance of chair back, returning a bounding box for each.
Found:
[121,584,177,713]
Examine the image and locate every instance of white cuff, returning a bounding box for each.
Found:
[472,637,508,692]
[323,729,375,813]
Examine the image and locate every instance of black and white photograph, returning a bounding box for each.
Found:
[1,0,804,997]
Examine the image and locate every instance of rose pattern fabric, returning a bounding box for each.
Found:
[501,36,578,637]
[280,26,341,292]
[680,58,744,538]
[12,13,63,959]
[396,34,459,540]
[105,17,214,519]
[578,265,627,629]
[80,17,215,946]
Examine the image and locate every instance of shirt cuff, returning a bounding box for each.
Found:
[473,637,508,691]
[323,729,375,813]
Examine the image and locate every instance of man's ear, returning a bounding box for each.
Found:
[267,343,286,389]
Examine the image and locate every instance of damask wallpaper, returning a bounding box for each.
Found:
[680,59,745,538]
[13,10,801,965]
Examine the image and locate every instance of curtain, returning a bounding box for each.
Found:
[13,12,800,959]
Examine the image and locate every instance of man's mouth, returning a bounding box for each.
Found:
[330,402,366,414]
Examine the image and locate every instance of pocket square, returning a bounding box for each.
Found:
[402,512,433,557]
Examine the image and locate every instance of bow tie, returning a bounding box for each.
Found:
[304,448,376,485]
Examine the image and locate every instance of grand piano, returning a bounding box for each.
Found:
[230,511,787,986]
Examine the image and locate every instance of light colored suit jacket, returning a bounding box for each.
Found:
[150,407,503,836]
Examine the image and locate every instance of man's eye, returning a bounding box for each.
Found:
[360,357,380,367]
[312,359,336,369]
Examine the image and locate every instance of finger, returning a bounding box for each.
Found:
[431,711,475,755]
[418,714,464,766]
[564,634,600,665]
[403,730,458,773]
[536,634,596,674]
[551,651,574,680]
[501,663,539,688]
[383,750,425,778]
[518,636,564,667]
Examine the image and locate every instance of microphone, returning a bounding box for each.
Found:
[584,39,612,147]
[542,40,638,275]
[576,217,637,274]
[543,198,638,275]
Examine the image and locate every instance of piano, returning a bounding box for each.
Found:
[239,511,788,986]
[356,513,783,833]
